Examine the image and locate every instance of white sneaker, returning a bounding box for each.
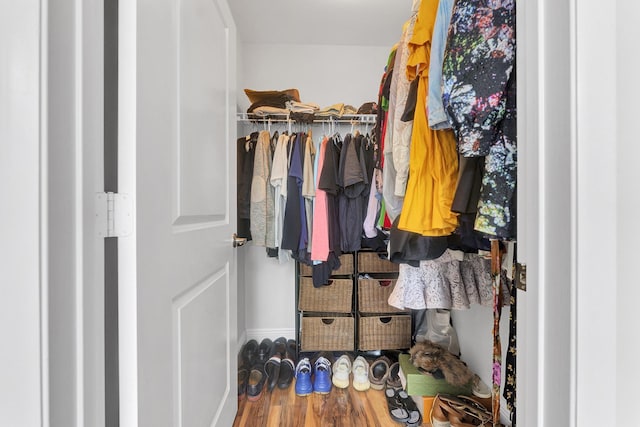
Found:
[332,355,352,389]
[351,356,370,391]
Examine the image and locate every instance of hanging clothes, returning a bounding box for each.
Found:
[397,0,459,237]
[318,135,343,256]
[383,9,418,222]
[281,133,307,254]
[250,130,275,247]
[237,132,258,240]
[310,137,330,262]
[270,132,291,261]
[441,0,517,240]
[388,250,485,310]
[387,249,508,311]
[475,72,517,239]
[338,133,370,252]
[302,134,316,252]
[442,0,516,157]
[427,0,455,130]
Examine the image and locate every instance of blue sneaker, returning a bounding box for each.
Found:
[294,358,313,396]
[313,356,332,394]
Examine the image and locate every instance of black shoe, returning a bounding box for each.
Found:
[277,339,296,389]
[238,367,249,400]
[240,339,259,368]
[257,338,273,364]
[246,363,266,401]
[265,337,287,391]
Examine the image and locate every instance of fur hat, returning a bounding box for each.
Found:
[409,341,474,387]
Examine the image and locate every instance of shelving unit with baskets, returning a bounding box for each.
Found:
[296,253,355,353]
[295,250,412,355]
[355,251,411,352]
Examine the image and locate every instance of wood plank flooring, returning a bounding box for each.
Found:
[233,380,431,427]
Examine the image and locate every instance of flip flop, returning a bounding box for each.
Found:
[384,387,410,423]
[398,390,422,426]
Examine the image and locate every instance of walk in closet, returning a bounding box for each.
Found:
[233,0,515,424]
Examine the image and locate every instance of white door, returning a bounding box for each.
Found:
[117,0,238,426]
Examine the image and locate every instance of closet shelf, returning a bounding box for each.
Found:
[236,112,377,124]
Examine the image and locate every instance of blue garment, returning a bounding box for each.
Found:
[427,0,455,130]
[281,133,308,251]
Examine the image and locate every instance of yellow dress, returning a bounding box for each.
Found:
[398,0,459,236]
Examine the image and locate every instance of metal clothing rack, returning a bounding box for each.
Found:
[236,112,377,124]
[237,112,377,135]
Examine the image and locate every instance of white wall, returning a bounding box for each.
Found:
[238,42,392,339]
[238,42,390,113]
[452,304,510,415]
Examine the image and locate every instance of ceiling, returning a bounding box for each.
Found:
[229,0,413,47]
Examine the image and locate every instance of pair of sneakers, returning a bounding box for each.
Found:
[332,355,371,391]
[294,356,332,396]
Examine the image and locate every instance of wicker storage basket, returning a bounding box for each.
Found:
[301,316,354,351]
[298,277,353,313]
[358,315,411,351]
[357,278,406,313]
[299,253,354,277]
[357,252,399,273]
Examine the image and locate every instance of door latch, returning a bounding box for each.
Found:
[232,233,247,248]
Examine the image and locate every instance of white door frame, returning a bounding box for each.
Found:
[518,0,620,426]
[0,0,105,426]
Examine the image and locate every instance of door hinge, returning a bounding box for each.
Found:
[516,262,527,292]
[96,192,133,238]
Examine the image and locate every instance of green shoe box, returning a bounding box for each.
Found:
[398,353,473,397]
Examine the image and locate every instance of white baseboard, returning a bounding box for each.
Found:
[244,328,296,343]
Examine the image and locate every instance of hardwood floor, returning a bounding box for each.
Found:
[233,381,431,427]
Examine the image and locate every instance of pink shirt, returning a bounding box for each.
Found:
[310,137,330,261]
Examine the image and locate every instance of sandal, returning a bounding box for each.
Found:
[384,387,410,423]
[431,394,493,427]
[397,389,422,426]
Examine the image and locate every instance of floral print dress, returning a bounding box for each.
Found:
[442,0,517,239]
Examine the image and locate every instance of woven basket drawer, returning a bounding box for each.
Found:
[357,252,399,273]
[298,277,353,313]
[301,316,354,352]
[357,278,406,313]
[299,253,354,277]
[358,315,411,351]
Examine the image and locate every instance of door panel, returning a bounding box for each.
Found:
[177,0,229,221]
[118,0,237,425]
[173,268,231,426]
